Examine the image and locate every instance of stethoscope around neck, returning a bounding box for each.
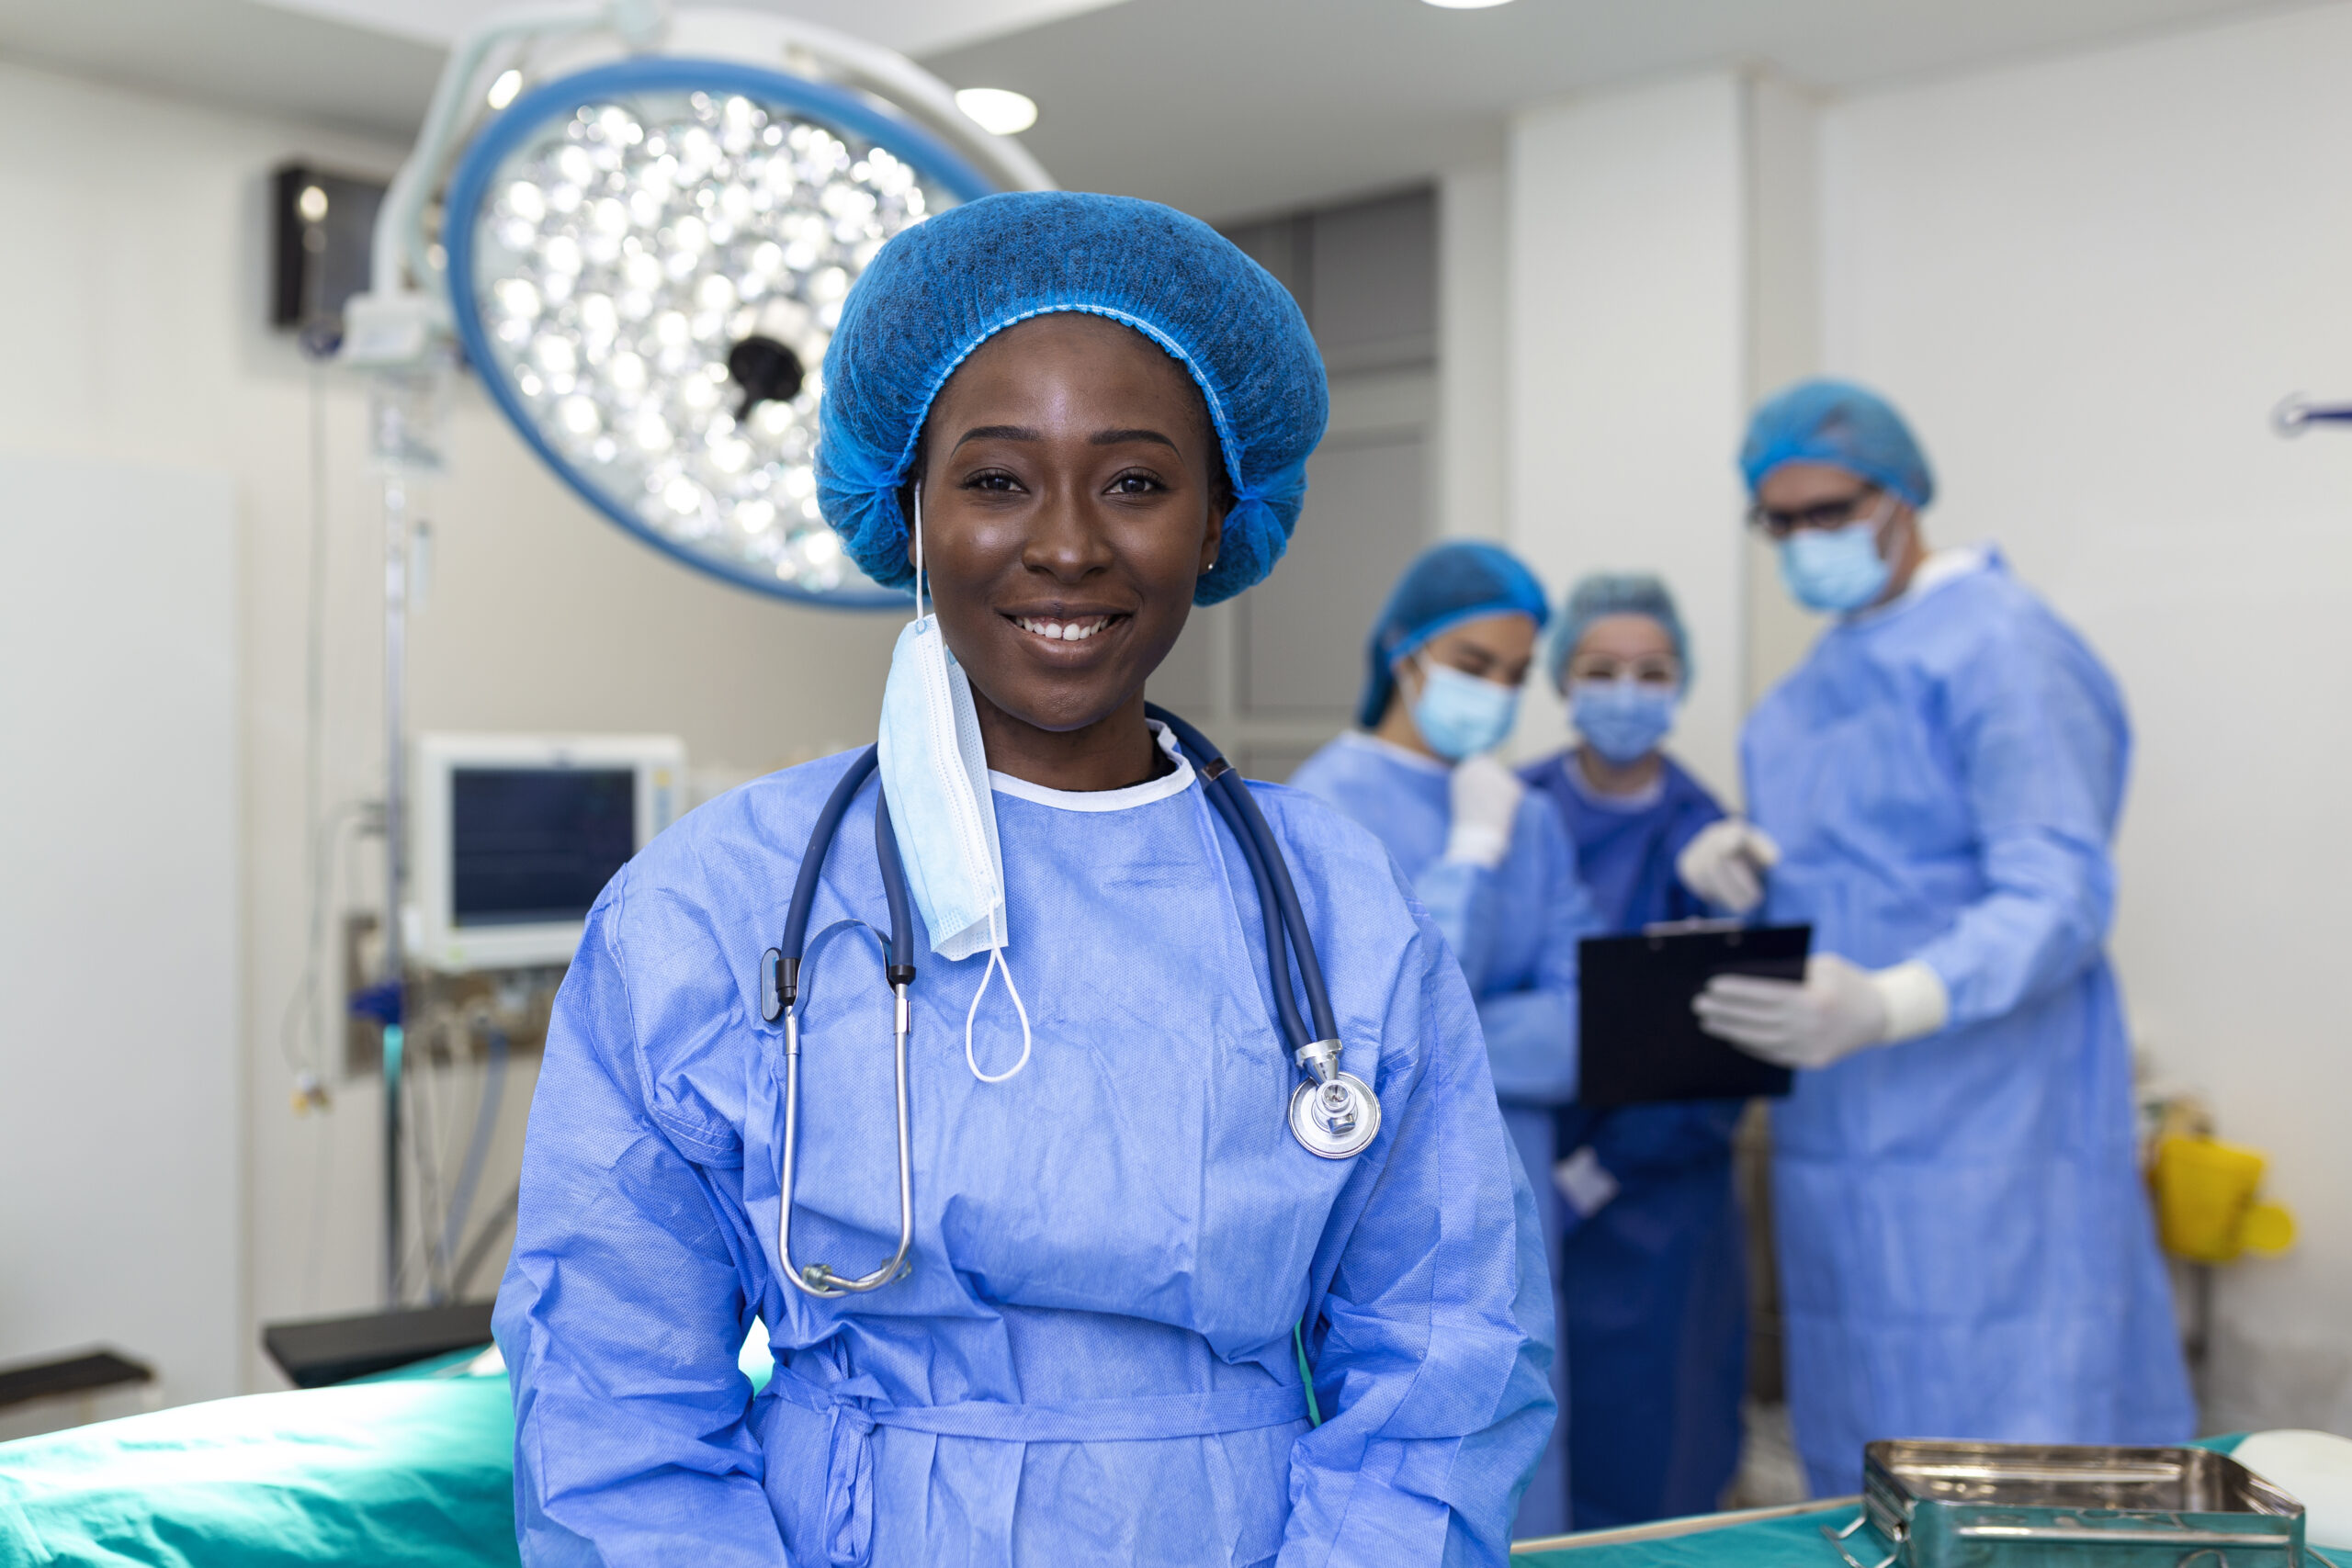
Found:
[756,705,1382,1300]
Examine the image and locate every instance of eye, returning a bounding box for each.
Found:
[1107,470,1168,496]
[962,468,1023,493]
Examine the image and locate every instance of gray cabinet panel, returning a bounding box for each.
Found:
[1243,431,1427,718]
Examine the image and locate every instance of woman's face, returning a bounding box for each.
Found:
[911,313,1225,738]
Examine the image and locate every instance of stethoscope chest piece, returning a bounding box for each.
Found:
[1287,1039,1381,1159]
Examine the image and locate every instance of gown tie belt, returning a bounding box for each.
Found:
[766,1368,1313,1568]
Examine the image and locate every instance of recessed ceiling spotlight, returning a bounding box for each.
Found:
[954,87,1039,136]
[1422,0,1516,8]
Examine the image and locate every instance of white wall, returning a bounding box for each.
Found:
[0,58,902,1392]
[0,456,240,1408]
[1438,162,1508,542]
[1505,73,1751,795]
[1823,2,2352,1432]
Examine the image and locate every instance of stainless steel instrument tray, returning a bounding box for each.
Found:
[1819,1439,2311,1566]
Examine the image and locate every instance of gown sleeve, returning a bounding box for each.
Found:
[1280,907,1557,1567]
[494,882,790,1568]
[1411,857,1500,990]
[1471,804,1592,1106]
[1905,631,2125,1032]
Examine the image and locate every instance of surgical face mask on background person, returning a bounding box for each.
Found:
[1569,680,1678,764]
[1412,658,1521,761]
[1750,479,1902,615]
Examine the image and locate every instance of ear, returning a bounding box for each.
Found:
[1197,499,1227,578]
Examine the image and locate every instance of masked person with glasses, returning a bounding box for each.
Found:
[1683,378,2190,1497]
[494,194,1556,1567]
[1515,573,1746,1529]
[1291,540,1600,1538]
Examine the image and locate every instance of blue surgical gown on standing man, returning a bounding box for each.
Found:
[1291,731,1597,1540]
[1742,550,2192,1496]
[1519,751,1747,1529]
[496,728,1555,1568]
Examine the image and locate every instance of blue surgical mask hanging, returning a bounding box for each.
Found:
[1570,680,1679,765]
[1778,499,1896,614]
[1409,658,1521,761]
[875,487,1033,1082]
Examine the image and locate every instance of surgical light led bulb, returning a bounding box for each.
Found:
[445,60,998,604]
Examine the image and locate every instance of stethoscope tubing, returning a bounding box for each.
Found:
[766,709,1370,1298]
[1145,705,1340,1048]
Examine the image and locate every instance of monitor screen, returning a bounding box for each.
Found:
[449,767,636,928]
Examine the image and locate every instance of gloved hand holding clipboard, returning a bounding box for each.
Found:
[1577,920,1811,1107]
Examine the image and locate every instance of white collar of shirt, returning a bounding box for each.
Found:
[1562,749,1668,814]
[1339,729,1451,777]
[988,720,1197,812]
[1849,543,1990,625]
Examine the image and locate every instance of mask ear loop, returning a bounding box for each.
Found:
[911,482,931,623]
[966,938,1033,1084]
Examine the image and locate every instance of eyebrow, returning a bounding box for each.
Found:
[952,424,1041,451]
[1090,428,1179,452]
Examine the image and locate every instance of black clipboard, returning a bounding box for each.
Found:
[1577,922,1811,1107]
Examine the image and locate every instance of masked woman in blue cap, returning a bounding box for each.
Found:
[1518,574,1747,1530]
[1289,540,1598,1539]
[495,193,1554,1567]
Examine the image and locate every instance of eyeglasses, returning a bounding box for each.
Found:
[1747,486,1883,541]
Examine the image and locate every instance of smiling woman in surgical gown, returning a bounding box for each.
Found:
[493,192,1553,1568]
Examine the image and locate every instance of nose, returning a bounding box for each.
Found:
[1019,483,1115,583]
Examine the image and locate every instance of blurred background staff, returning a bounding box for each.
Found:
[1690,379,2193,1496]
[1290,539,1597,1537]
[1519,573,1747,1529]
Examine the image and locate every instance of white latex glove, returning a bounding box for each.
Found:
[1444,753,1524,870]
[1675,819,1781,915]
[1692,954,1950,1069]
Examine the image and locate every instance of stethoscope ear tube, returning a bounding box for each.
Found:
[1146,705,1341,1046]
[765,746,882,1022]
[872,788,917,987]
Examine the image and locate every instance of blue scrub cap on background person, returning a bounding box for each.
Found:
[816,191,1329,605]
[1545,572,1691,694]
[1739,378,1936,508]
[1356,541,1549,729]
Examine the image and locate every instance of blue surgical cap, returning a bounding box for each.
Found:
[816,191,1329,604]
[1739,378,1935,508]
[1356,541,1549,729]
[1546,572,1691,693]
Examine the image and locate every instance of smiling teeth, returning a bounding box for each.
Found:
[1017,616,1111,642]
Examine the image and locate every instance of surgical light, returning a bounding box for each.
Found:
[486,68,524,109]
[954,87,1037,136]
[444,59,1000,604]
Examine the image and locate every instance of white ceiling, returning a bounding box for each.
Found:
[925,0,2318,219]
[253,0,1129,58]
[0,0,2318,215]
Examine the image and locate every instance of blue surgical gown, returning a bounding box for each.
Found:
[1520,750,1747,1529]
[1743,551,2192,1496]
[1289,732,1596,1540]
[495,737,1555,1567]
